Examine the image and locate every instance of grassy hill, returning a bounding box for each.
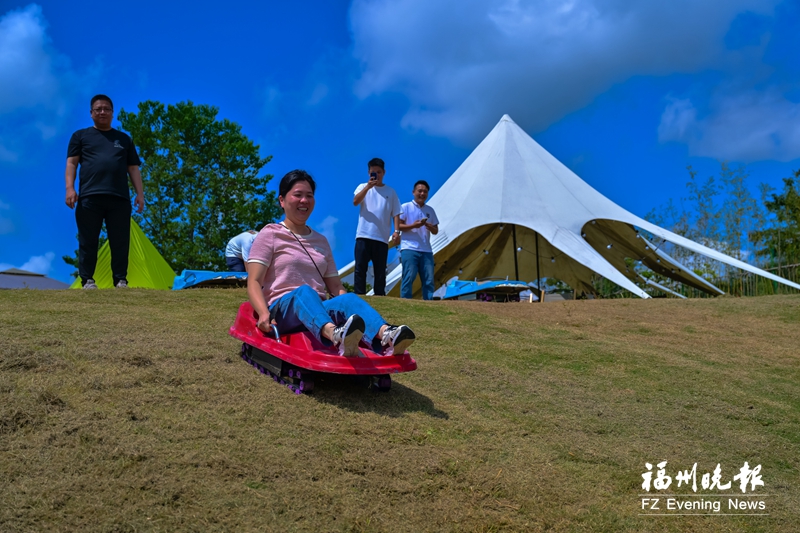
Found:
[1,289,798,532]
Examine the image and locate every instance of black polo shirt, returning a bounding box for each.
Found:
[67,127,141,199]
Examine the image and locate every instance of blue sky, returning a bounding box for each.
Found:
[1,0,799,282]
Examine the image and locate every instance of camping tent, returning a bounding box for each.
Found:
[347,114,799,298]
[0,268,70,289]
[69,219,175,289]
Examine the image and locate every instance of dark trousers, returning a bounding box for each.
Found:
[76,194,131,285]
[226,256,246,272]
[354,238,388,295]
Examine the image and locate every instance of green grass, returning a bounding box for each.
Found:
[1,290,799,532]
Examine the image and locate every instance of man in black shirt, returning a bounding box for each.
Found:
[65,94,144,289]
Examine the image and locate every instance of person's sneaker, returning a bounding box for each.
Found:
[115,280,128,288]
[381,325,415,356]
[331,314,365,356]
[83,279,98,290]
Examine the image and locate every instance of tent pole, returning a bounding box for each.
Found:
[535,232,541,301]
[512,224,519,280]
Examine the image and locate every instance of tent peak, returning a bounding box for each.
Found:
[499,114,514,123]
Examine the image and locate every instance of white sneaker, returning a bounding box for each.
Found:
[381,325,415,356]
[115,280,128,288]
[331,314,365,356]
[83,279,98,290]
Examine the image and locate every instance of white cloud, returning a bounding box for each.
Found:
[658,90,800,162]
[658,98,697,143]
[0,143,16,162]
[21,252,55,274]
[0,4,96,158]
[317,215,339,250]
[261,84,282,117]
[1,5,55,109]
[349,0,778,144]
[307,83,329,106]
[0,252,55,274]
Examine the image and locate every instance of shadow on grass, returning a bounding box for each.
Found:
[309,374,449,419]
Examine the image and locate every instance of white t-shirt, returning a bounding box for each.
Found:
[399,201,439,253]
[354,183,401,242]
[225,231,257,261]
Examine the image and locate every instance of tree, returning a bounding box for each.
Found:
[716,163,761,294]
[751,169,800,268]
[643,166,721,293]
[683,165,723,280]
[117,101,280,271]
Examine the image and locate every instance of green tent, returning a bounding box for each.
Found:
[70,219,175,289]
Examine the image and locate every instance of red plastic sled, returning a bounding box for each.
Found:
[229,301,417,394]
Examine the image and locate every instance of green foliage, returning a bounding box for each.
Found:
[751,170,800,266]
[342,281,372,293]
[642,165,800,297]
[543,277,570,291]
[685,165,721,248]
[643,163,769,295]
[719,162,760,262]
[118,101,280,271]
[590,274,630,298]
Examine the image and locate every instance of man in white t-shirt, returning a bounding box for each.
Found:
[225,230,257,272]
[398,180,439,300]
[352,157,401,295]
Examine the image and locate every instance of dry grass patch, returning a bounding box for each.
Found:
[1,289,798,532]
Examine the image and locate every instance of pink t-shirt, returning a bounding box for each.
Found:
[247,223,339,306]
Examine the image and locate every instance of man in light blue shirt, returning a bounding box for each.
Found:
[225,230,257,272]
[398,180,439,300]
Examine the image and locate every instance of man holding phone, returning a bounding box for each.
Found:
[398,180,439,300]
[352,157,402,296]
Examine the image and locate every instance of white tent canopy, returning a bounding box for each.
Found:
[363,114,800,298]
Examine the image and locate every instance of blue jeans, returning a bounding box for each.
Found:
[268,285,387,345]
[401,249,435,300]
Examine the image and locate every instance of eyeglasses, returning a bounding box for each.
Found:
[92,107,113,113]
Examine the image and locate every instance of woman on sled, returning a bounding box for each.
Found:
[246,169,415,357]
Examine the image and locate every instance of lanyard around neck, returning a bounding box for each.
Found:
[276,223,332,298]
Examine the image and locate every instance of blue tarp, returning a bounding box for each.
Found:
[172,270,248,290]
[435,278,531,301]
